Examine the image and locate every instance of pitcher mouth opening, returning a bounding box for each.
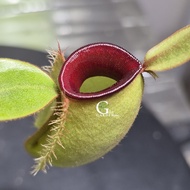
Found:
[59,43,143,99]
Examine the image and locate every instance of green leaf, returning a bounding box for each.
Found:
[0,58,58,121]
[144,25,190,71]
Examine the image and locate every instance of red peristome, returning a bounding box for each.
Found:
[59,43,142,99]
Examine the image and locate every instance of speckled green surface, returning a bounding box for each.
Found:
[26,74,144,167]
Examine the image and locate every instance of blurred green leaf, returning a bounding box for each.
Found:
[0,58,58,121]
[80,76,116,93]
[144,25,190,71]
